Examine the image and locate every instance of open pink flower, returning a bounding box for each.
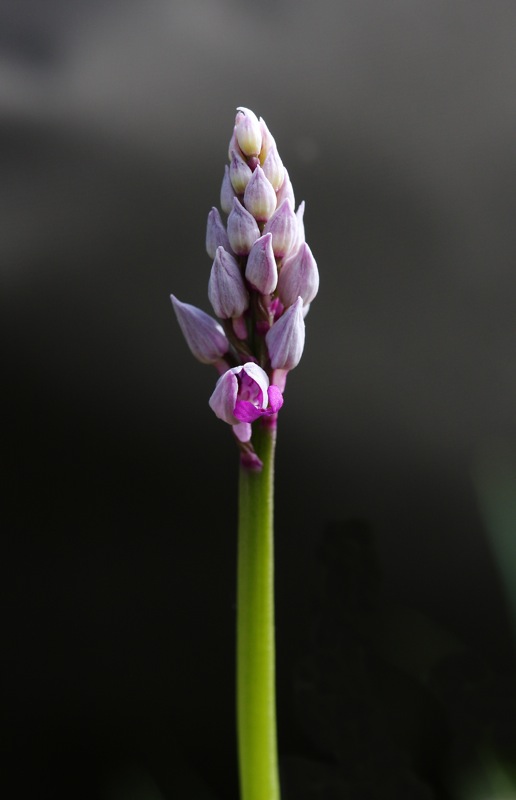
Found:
[209,362,283,442]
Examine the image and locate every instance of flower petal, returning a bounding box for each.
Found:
[240,362,270,408]
[234,400,264,423]
[209,368,240,424]
[233,421,252,442]
[267,385,284,414]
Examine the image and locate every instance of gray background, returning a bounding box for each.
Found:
[2,1,516,796]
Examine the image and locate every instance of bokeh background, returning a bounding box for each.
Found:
[3,1,516,798]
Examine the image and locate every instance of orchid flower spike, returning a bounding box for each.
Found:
[170,106,319,466]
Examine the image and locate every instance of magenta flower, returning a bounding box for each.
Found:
[209,362,283,442]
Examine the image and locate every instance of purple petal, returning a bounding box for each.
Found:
[209,368,240,424]
[233,421,252,442]
[234,400,263,423]
[240,362,270,407]
[267,385,284,414]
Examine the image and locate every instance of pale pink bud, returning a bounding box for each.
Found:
[259,117,276,164]
[220,165,236,214]
[227,128,239,161]
[245,233,278,294]
[263,198,298,258]
[295,201,306,251]
[235,107,262,157]
[227,197,261,256]
[243,165,277,222]
[206,207,231,259]
[277,242,319,307]
[262,144,284,191]
[171,295,229,364]
[208,246,249,319]
[229,149,252,194]
[265,297,305,370]
[276,168,295,208]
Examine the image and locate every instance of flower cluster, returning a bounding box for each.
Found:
[171,107,319,468]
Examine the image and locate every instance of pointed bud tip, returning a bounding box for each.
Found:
[171,295,230,364]
[265,296,305,370]
[234,107,262,157]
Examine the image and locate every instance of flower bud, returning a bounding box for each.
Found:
[227,197,261,255]
[277,242,319,307]
[262,144,284,191]
[259,116,276,163]
[206,207,231,259]
[276,168,295,208]
[171,295,229,364]
[265,296,305,370]
[245,233,278,294]
[208,246,249,319]
[235,107,262,157]
[220,165,235,214]
[263,198,298,258]
[295,200,305,251]
[243,165,277,222]
[227,128,239,161]
[229,148,252,194]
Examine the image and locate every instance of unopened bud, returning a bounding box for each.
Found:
[227,197,261,255]
[220,165,236,214]
[229,149,252,194]
[263,198,298,258]
[171,295,229,364]
[262,144,284,191]
[277,242,319,307]
[245,233,278,294]
[295,201,305,251]
[206,207,231,259]
[243,165,277,222]
[276,168,295,208]
[259,116,276,164]
[208,246,249,319]
[265,297,305,370]
[235,107,262,157]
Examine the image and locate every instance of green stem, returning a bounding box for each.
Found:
[237,421,280,800]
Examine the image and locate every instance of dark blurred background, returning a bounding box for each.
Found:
[3,2,516,798]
